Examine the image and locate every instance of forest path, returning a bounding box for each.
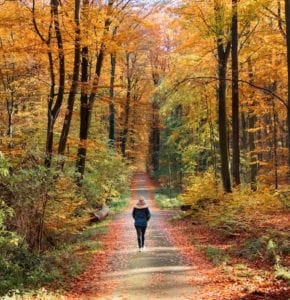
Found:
[101,173,195,299]
[68,173,241,300]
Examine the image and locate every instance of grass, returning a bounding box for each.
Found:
[154,188,181,209]
[204,246,229,266]
[109,192,131,213]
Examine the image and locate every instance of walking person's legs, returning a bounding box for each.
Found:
[141,226,147,248]
[135,226,142,249]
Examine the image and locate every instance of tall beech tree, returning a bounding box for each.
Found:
[76,0,114,176]
[247,58,258,190]
[215,0,232,192]
[231,0,240,186]
[32,0,65,167]
[58,0,81,160]
[285,0,290,173]
[121,52,133,156]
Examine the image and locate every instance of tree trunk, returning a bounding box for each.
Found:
[151,101,160,173]
[150,72,161,173]
[58,0,81,159]
[272,98,279,189]
[247,59,258,190]
[285,0,290,177]
[45,0,65,167]
[218,55,232,192]
[6,97,13,139]
[121,52,131,156]
[75,0,114,176]
[44,49,55,168]
[231,0,240,186]
[215,0,232,192]
[76,46,89,176]
[109,50,117,146]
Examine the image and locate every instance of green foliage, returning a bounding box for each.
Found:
[154,189,181,209]
[109,193,131,212]
[3,288,62,299]
[233,235,289,267]
[0,162,88,250]
[274,265,290,281]
[156,81,218,188]
[82,150,133,208]
[0,152,9,177]
[204,246,228,266]
[181,171,221,207]
[180,171,282,238]
[234,237,266,261]
[275,190,290,209]
[0,240,62,296]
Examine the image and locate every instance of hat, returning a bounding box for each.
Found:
[135,196,148,208]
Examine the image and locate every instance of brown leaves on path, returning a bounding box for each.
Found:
[163,217,290,299]
[65,179,138,299]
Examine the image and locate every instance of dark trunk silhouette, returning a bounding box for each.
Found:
[109,52,116,147]
[285,0,290,176]
[215,0,232,192]
[76,0,114,175]
[121,52,132,156]
[58,0,81,160]
[45,0,65,167]
[231,0,240,186]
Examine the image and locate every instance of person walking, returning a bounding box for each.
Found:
[132,196,151,252]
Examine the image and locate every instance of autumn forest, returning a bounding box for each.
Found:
[0,0,290,299]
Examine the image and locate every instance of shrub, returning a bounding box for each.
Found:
[154,190,181,209]
[274,265,290,281]
[234,237,266,261]
[204,246,228,266]
[81,151,133,208]
[0,164,88,251]
[180,172,282,237]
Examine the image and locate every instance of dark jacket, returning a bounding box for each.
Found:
[132,206,151,227]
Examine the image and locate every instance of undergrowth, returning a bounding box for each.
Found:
[0,195,130,297]
[154,188,181,209]
[178,171,290,280]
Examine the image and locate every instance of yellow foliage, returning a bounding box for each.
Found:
[44,175,89,242]
[181,171,283,226]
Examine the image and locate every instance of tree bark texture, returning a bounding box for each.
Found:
[285,0,290,176]
[58,0,81,158]
[231,0,241,186]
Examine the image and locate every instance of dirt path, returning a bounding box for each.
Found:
[102,173,196,299]
[67,173,288,299]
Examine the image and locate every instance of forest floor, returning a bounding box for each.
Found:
[65,173,290,300]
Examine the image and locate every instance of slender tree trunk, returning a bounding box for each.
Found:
[6,97,13,138]
[45,0,65,167]
[218,56,232,192]
[215,0,232,192]
[273,99,279,189]
[109,26,118,147]
[75,0,114,175]
[150,72,161,173]
[206,95,218,178]
[151,101,160,172]
[285,0,290,177]
[121,52,131,156]
[58,0,81,158]
[241,111,248,151]
[76,46,89,176]
[109,51,117,146]
[247,59,258,190]
[231,0,240,186]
